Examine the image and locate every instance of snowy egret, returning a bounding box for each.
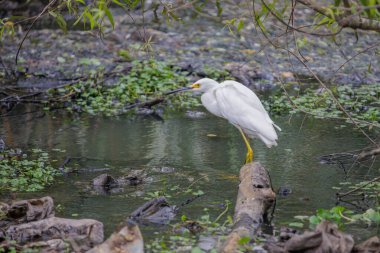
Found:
[188,78,281,163]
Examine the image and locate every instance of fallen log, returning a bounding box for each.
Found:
[88,219,143,253]
[5,217,104,247]
[221,162,276,252]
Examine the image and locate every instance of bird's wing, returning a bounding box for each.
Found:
[214,81,279,147]
[220,81,281,131]
[201,89,223,118]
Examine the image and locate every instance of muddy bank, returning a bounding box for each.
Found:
[0,2,379,90]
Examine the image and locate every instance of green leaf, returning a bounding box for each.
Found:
[112,0,125,7]
[169,11,180,21]
[309,215,321,225]
[57,57,66,63]
[104,6,114,29]
[191,247,205,253]
[294,215,309,221]
[289,222,304,228]
[85,12,95,29]
[238,236,250,245]
[216,0,223,17]
[237,20,244,32]
[56,15,67,33]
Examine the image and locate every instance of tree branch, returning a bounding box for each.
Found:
[296,0,380,32]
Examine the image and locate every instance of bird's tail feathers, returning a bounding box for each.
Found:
[257,134,278,148]
[273,123,281,131]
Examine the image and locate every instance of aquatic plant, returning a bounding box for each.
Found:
[0,149,60,192]
[265,84,380,128]
[145,202,231,252]
[52,60,201,116]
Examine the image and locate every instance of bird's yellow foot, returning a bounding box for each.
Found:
[245,148,254,164]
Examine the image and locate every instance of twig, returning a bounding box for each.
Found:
[296,0,380,31]
[357,147,380,161]
[279,47,378,145]
[333,43,379,78]
[261,0,344,37]
[336,176,380,199]
[15,0,58,65]
[124,97,164,110]
[214,200,230,223]
[120,87,189,112]
[178,194,202,209]
[59,157,72,171]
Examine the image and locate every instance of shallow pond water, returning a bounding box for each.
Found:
[1,106,379,243]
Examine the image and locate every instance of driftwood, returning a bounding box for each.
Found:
[130,196,177,224]
[0,196,104,252]
[0,196,54,227]
[88,219,143,253]
[264,221,380,253]
[6,217,104,246]
[221,162,276,252]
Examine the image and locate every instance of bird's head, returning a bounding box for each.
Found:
[190,78,219,93]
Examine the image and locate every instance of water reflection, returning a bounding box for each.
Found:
[1,108,379,240]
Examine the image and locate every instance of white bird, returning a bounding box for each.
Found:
[188,78,281,163]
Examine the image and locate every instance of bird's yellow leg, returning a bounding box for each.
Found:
[238,127,254,163]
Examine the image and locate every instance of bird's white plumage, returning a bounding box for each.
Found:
[194,78,280,148]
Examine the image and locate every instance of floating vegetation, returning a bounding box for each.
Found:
[49,60,202,116]
[0,148,61,192]
[265,84,380,128]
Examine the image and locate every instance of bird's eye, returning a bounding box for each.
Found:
[191,83,200,89]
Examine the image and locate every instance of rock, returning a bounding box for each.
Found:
[279,226,299,242]
[22,239,69,252]
[185,111,207,119]
[224,62,276,90]
[280,71,295,82]
[129,28,183,48]
[92,174,118,187]
[130,197,177,224]
[151,166,175,173]
[225,62,260,86]
[277,186,292,197]
[1,196,54,226]
[117,170,147,186]
[92,174,121,195]
[353,236,380,253]
[198,236,218,251]
[88,219,143,253]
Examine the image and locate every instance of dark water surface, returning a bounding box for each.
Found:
[1,108,379,241]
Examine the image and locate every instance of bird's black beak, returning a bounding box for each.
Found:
[165,86,192,95]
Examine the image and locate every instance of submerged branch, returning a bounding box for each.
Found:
[337,176,380,199]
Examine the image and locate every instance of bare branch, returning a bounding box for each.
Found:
[15,0,58,65]
[296,0,380,32]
